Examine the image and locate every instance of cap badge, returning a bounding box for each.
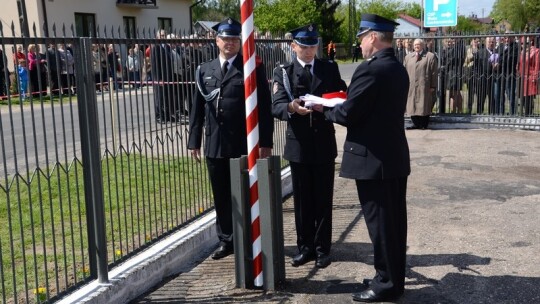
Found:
[308,25,313,32]
[228,18,233,24]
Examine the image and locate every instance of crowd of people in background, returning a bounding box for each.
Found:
[0,33,221,102]
[395,31,540,117]
[1,29,538,117]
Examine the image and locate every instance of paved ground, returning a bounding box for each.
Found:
[132,127,540,303]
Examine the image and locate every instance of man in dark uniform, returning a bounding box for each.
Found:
[321,14,410,302]
[272,24,346,269]
[187,17,274,260]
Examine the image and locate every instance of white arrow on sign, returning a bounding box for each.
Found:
[441,12,452,18]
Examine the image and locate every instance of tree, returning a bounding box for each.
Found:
[254,0,343,44]
[449,15,485,33]
[401,2,422,19]
[254,0,320,34]
[314,0,345,44]
[192,0,241,23]
[356,0,403,21]
[491,0,531,32]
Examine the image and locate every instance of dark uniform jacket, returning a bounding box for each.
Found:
[324,48,411,180]
[272,58,347,164]
[188,55,273,158]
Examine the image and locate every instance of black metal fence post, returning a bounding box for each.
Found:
[75,38,108,283]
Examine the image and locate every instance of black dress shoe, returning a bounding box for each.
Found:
[362,278,372,287]
[290,250,314,267]
[315,253,331,268]
[352,288,401,303]
[352,289,383,302]
[211,245,233,260]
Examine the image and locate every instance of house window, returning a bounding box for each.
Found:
[123,16,136,38]
[158,18,172,34]
[74,13,96,37]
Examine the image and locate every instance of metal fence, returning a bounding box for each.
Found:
[0,23,290,304]
[2,23,540,303]
[395,32,540,117]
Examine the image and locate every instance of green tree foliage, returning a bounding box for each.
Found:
[401,2,422,19]
[192,0,241,23]
[334,4,352,43]
[450,15,485,33]
[254,0,343,43]
[491,0,539,32]
[254,0,320,34]
[357,0,403,21]
[315,0,345,44]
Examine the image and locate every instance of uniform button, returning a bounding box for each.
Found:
[219,109,224,112]
[349,147,353,151]
[220,122,224,125]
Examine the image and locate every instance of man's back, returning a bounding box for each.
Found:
[327,47,410,180]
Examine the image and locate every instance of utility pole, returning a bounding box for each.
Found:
[16,0,30,37]
[349,0,357,57]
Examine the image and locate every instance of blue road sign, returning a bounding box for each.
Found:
[424,0,458,27]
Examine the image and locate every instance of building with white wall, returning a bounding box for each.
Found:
[0,0,191,38]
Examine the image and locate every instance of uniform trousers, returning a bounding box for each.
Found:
[355,177,408,297]
[290,161,335,255]
[206,157,233,248]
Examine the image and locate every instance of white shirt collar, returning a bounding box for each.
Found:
[219,54,237,68]
[297,58,315,71]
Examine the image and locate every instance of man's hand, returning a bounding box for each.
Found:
[289,98,313,115]
[190,149,201,163]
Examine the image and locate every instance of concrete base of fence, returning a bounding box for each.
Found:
[409,116,540,131]
[57,167,293,304]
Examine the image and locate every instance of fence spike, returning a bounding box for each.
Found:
[70,24,75,37]
[32,22,37,37]
[10,21,15,36]
[52,23,57,37]
[143,27,149,39]
[42,21,47,37]
[62,23,66,37]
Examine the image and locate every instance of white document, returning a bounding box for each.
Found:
[300,94,346,108]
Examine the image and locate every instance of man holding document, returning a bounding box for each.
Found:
[320,14,410,302]
[271,24,346,269]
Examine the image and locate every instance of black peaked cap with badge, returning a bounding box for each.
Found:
[356,13,399,37]
[212,17,242,37]
[290,24,319,46]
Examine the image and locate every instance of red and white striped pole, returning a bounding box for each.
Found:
[240,0,263,287]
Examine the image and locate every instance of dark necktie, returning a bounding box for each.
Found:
[221,60,229,77]
[416,52,421,61]
[303,64,312,88]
